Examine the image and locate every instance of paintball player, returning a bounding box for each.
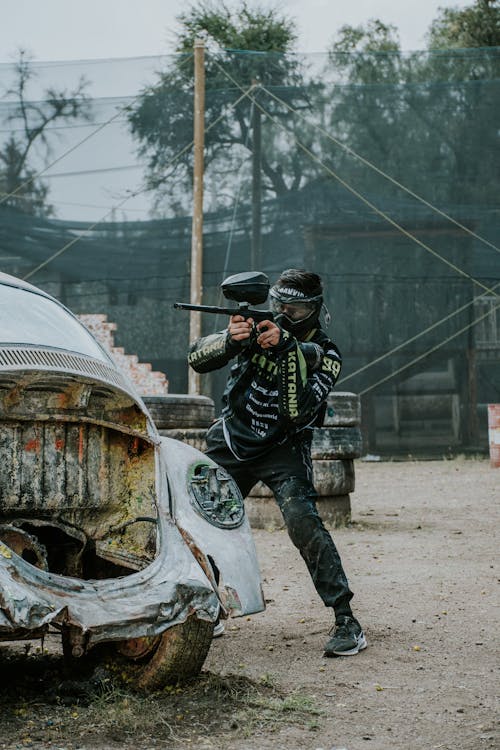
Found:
[187,268,366,657]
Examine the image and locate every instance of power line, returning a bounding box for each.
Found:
[0,190,150,212]
[0,104,128,205]
[42,165,143,178]
[21,83,257,280]
[338,281,500,386]
[0,51,195,207]
[213,98,255,333]
[212,60,498,299]
[0,119,128,132]
[210,59,500,390]
[358,299,500,395]
[0,53,185,68]
[260,84,500,257]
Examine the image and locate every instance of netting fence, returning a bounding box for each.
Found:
[1,47,499,454]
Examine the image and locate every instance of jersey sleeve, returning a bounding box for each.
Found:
[188,331,242,373]
[276,335,342,425]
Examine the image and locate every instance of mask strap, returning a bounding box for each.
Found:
[322,303,331,326]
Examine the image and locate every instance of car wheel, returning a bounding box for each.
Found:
[63,616,214,690]
[142,394,215,429]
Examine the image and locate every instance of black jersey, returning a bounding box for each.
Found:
[188,327,341,460]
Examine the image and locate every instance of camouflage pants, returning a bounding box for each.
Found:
[205,421,354,618]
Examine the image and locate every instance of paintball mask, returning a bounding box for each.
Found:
[269,284,326,338]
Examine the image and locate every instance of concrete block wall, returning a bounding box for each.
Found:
[78,313,169,396]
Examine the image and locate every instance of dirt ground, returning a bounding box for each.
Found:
[0,457,498,750]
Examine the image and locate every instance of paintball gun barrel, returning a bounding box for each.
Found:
[173,271,275,324]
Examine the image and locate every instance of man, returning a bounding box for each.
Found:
[188,268,366,657]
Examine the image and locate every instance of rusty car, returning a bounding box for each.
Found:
[0,272,264,688]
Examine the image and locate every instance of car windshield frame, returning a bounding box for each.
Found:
[0,283,111,363]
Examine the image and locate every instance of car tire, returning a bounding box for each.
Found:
[247,459,354,498]
[311,426,363,459]
[142,394,215,429]
[62,615,214,689]
[312,459,355,495]
[131,616,214,689]
[159,427,208,452]
[323,392,361,427]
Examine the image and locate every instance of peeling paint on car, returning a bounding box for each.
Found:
[0,272,264,678]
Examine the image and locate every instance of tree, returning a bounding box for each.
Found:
[0,49,90,217]
[321,13,500,207]
[321,21,412,196]
[426,0,500,49]
[330,19,401,54]
[128,1,307,215]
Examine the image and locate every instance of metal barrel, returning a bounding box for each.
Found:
[487,404,500,468]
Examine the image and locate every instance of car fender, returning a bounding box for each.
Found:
[158,436,265,617]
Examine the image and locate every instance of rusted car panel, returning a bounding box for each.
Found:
[0,365,160,575]
[0,415,158,571]
[0,521,219,644]
[0,271,264,664]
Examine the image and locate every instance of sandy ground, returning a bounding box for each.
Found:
[205,456,499,750]
[0,457,498,750]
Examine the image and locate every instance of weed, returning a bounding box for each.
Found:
[0,650,322,747]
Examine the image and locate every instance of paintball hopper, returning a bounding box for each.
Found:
[221,272,270,305]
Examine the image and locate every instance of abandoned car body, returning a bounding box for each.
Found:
[0,272,264,687]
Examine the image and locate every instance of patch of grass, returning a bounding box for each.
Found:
[76,671,323,743]
[231,689,323,737]
[0,649,323,747]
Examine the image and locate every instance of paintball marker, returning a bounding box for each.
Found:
[174,271,275,329]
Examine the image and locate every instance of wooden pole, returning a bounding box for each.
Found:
[251,81,262,271]
[188,39,205,395]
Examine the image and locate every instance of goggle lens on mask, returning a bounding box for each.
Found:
[270,298,316,321]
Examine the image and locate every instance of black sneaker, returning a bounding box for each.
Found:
[323,615,367,657]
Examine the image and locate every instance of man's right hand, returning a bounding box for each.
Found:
[228,314,253,342]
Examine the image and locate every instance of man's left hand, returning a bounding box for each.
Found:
[256,320,283,349]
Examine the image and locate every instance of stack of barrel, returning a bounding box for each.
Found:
[142,391,363,530]
[247,391,362,529]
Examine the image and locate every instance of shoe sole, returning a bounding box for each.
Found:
[212,623,225,638]
[325,632,367,657]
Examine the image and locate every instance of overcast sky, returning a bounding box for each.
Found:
[0,0,474,221]
[2,0,472,62]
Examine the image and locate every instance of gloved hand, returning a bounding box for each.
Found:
[255,320,289,350]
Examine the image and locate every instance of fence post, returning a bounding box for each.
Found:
[189,38,205,396]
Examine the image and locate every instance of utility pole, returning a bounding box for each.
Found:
[251,81,262,271]
[188,38,205,395]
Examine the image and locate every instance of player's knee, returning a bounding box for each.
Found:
[275,478,320,543]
